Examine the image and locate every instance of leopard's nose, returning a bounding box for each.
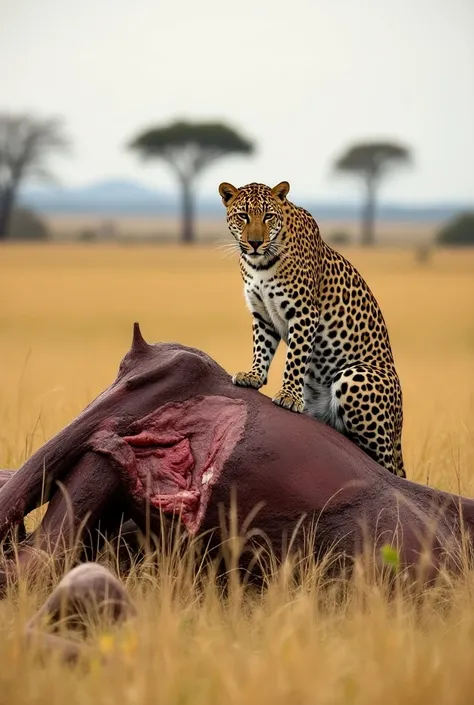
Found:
[248,240,261,252]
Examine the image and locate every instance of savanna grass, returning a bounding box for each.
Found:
[0,243,473,704]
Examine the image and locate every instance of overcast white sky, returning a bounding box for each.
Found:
[2,0,474,203]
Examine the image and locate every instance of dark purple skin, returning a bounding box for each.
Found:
[0,470,27,546]
[1,323,473,589]
[0,470,14,493]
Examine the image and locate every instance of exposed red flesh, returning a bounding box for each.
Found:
[91,395,247,535]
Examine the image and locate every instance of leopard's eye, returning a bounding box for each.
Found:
[264,213,276,222]
[236,213,250,223]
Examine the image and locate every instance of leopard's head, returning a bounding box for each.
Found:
[218,181,290,261]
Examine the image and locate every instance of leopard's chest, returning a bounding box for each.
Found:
[245,270,292,343]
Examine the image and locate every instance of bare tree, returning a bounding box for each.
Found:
[334,141,411,246]
[0,114,68,240]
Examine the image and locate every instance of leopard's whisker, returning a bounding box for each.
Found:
[215,241,241,260]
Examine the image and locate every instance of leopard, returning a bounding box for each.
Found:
[218,179,405,477]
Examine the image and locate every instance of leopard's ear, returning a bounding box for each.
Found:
[271,181,290,202]
[218,182,239,206]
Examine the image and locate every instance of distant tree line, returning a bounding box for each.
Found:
[1,110,473,247]
[437,214,474,247]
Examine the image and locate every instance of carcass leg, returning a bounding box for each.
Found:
[0,452,127,591]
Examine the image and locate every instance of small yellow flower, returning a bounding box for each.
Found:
[120,630,139,657]
[98,633,115,655]
[89,656,103,675]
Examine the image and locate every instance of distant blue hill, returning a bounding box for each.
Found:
[19,178,472,223]
[19,179,178,215]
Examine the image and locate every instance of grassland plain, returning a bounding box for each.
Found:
[44,213,438,245]
[0,244,473,705]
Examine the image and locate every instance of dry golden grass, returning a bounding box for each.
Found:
[0,243,474,704]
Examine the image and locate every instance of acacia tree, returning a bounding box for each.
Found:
[334,141,411,246]
[0,114,68,240]
[129,120,254,244]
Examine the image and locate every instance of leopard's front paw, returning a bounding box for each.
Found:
[232,371,265,389]
[272,387,305,413]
